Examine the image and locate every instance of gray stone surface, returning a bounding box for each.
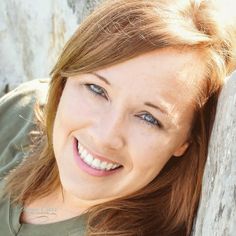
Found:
[192,72,236,236]
[0,0,102,96]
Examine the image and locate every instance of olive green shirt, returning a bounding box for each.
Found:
[0,79,86,236]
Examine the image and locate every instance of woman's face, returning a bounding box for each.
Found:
[53,48,203,204]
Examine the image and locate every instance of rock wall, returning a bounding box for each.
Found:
[192,72,236,236]
[0,0,102,96]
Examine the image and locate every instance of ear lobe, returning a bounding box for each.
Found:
[173,142,189,157]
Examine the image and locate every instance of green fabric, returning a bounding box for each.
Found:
[0,79,86,236]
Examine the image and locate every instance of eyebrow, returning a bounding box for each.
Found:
[144,102,169,116]
[90,72,170,117]
[91,72,111,85]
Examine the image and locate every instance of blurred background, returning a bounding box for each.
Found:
[0,0,102,96]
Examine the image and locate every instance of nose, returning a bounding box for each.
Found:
[89,109,126,152]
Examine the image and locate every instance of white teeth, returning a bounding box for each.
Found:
[106,163,113,170]
[85,154,93,164]
[112,164,119,169]
[77,141,121,171]
[100,161,108,169]
[91,159,101,169]
[82,150,88,158]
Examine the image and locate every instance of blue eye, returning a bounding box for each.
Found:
[85,84,107,99]
[138,113,162,128]
[84,84,162,128]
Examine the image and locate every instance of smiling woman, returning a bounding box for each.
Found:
[53,49,199,202]
[0,0,236,236]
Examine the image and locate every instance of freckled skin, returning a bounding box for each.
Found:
[52,47,204,210]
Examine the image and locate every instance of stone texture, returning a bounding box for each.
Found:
[0,0,102,96]
[192,72,236,236]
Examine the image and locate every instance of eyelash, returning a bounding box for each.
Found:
[84,83,163,129]
[136,113,163,128]
[84,83,107,99]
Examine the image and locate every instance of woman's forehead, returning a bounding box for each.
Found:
[67,48,203,129]
[97,47,204,85]
[93,48,204,107]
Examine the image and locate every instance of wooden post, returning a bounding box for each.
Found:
[192,72,236,236]
[0,0,102,96]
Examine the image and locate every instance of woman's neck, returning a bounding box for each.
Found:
[20,188,87,224]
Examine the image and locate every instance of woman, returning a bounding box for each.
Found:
[0,0,235,235]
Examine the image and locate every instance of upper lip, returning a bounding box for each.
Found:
[76,138,122,166]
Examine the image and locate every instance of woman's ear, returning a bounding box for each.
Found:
[173,142,189,157]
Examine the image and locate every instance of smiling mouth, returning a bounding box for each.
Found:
[74,138,122,172]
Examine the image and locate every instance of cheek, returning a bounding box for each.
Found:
[52,91,91,156]
[58,97,89,128]
[128,131,175,176]
[54,85,98,133]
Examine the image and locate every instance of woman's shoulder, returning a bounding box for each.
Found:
[0,78,50,178]
[0,78,49,107]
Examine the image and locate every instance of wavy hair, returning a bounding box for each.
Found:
[3,0,236,235]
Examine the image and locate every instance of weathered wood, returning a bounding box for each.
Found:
[192,72,236,236]
[0,0,102,96]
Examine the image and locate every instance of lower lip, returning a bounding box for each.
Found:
[72,137,122,177]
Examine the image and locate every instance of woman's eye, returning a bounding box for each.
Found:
[84,84,107,99]
[137,113,163,129]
